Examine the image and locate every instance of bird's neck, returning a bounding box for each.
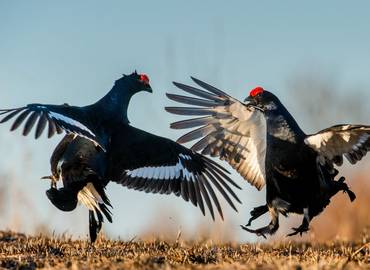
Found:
[95,84,135,124]
[265,101,306,143]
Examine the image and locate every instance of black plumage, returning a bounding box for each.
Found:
[166,77,365,238]
[43,134,111,242]
[1,72,241,242]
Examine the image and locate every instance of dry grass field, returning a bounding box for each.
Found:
[1,151,370,270]
[0,171,370,269]
[0,230,369,270]
[0,167,369,270]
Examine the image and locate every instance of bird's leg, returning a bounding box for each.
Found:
[244,204,269,227]
[241,206,279,238]
[287,208,310,237]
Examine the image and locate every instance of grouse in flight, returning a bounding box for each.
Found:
[0,72,241,241]
[165,77,363,237]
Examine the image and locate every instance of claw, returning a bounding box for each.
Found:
[287,226,309,237]
[240,225,267,239]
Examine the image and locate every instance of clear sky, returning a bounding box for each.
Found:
[0,1,370,242]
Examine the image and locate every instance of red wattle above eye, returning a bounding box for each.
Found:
[249,86,264,97]
[140,74,150,84]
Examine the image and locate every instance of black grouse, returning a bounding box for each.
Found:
[165,77,363,238]
[0,72,241,241]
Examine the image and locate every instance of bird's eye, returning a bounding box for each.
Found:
[139,74,150,85]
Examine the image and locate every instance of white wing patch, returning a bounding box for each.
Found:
[125,154,196,181]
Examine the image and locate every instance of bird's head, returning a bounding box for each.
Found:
[114,71,153,94]
[244,86,280,112]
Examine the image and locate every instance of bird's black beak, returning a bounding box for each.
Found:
[244,95,255,104]
[144,84,153,93]
[244,96,263,111]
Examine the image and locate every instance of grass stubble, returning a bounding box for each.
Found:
[0,231,369,270]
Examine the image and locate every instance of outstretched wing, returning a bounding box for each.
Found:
[305,124,370,166]
[108,126,242,220]
[0,103,104,149]
[165,77,267,191]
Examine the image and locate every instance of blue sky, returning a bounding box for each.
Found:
[0,1,370,241]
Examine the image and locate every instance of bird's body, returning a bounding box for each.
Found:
[166,78,358,237]
[253,102,353,236]
[264,102,319,211]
